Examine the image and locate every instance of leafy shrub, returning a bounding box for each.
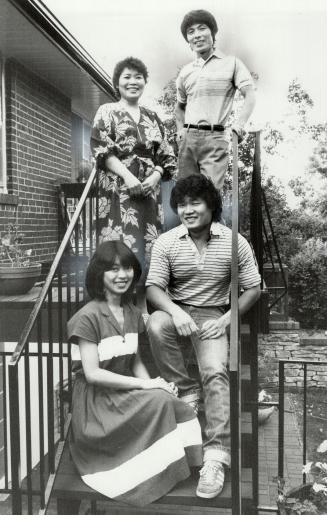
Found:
[289,239,327,328]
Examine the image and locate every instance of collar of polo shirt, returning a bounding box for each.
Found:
[178,221,223,239]
[193,48,225,66]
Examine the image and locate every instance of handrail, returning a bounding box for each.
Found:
[278,359,327,483]
[262,189,288,311]
[230,132,240,372]
[230,132,241,515]
[8,166,97,367]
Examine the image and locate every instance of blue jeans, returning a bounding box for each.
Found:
[147,304,230,466]
[177,128,229,191]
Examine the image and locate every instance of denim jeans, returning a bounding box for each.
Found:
[177,128,229,191]
[147,304,230,466]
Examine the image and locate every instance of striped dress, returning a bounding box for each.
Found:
[67,300,202,506]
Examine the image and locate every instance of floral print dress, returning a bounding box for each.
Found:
[90,103,176,277]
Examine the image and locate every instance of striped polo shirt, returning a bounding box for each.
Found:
[146,222,261,307]
[176,50,253,140]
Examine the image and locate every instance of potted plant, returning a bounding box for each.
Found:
[277,440,327,514]
[0,224,41,295]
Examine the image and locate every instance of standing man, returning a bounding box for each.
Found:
[146,174,261,498]
[175,9,256,190]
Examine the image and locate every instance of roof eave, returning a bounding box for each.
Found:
[9,0,117,100]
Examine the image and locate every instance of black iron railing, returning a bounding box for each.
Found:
[230,132,242,514]
[6,167,99,515]
[3,131,269,515]
[262,191,288,319]
[278,359,327,482]
[230,131,263,514]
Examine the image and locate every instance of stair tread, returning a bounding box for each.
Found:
[52,437,253,508]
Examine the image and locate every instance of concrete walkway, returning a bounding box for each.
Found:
[259,396,303,508]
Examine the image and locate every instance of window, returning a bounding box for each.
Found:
[0,56,7,193]
[71,113,92,182]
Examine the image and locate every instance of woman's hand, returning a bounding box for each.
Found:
[142,170,162,196]
[123,172,143,197]
[142,377,178,396]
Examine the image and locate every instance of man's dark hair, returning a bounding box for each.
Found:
[112,57,148,92]
[170,175,222,222]
[180,10,218,42]
[85,240,142,300]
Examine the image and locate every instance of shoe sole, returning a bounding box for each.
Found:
[196,488,223,499]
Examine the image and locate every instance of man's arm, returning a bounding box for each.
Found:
[232,85,256,142]
[175,101,186,133]
[200,284,261,340]
[146,285,199,337]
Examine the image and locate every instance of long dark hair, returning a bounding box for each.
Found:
[85,241,142,301]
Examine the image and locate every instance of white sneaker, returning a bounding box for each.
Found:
[196,460,225,498]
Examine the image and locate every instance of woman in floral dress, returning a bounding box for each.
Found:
[90,57,176,310]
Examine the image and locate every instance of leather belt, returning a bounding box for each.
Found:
[184,124,225,131]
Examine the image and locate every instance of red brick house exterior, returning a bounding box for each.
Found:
[0,0,116,484]
[2,59,72,262]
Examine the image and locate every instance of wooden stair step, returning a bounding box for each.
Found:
[53,441,253,510]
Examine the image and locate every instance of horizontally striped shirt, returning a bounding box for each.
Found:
[176,50,253,141]
[146,222,261,307]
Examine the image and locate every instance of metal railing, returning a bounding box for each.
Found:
[3,131,268,515]
[262,191,288,318]
[5,167,98,515]
[230,131,262,514]
[278,359,327,482]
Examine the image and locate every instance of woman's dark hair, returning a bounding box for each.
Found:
[170,174,222,222]
[85,240,142,300]
[112,57,148,92]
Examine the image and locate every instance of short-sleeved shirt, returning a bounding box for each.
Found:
[67,300,145,375]
[145,222,261,307]
[176,50,253,136]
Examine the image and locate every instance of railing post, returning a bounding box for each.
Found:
[9,362,22,515]
[303,363,307,484]
[230,132,241,515]
[278,361,285,480]
[250,131,263,282]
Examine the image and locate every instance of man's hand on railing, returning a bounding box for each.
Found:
[232,123,246,143]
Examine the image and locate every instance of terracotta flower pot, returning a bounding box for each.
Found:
[0,263,41,295]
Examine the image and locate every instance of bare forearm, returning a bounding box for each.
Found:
[237,86,256,127]
[222,285,261,327]
[175,103,186,132]
[146,285,179,316]
[105,154,132,181]
[133,354,151,380]
[85,368,146,390]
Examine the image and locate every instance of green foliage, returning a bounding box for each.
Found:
[0,224,32,267]
[157,75,177,146]
[156,72,327,328]
[289,239,327,329]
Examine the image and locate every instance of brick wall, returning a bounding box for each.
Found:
[1,59,72,263]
